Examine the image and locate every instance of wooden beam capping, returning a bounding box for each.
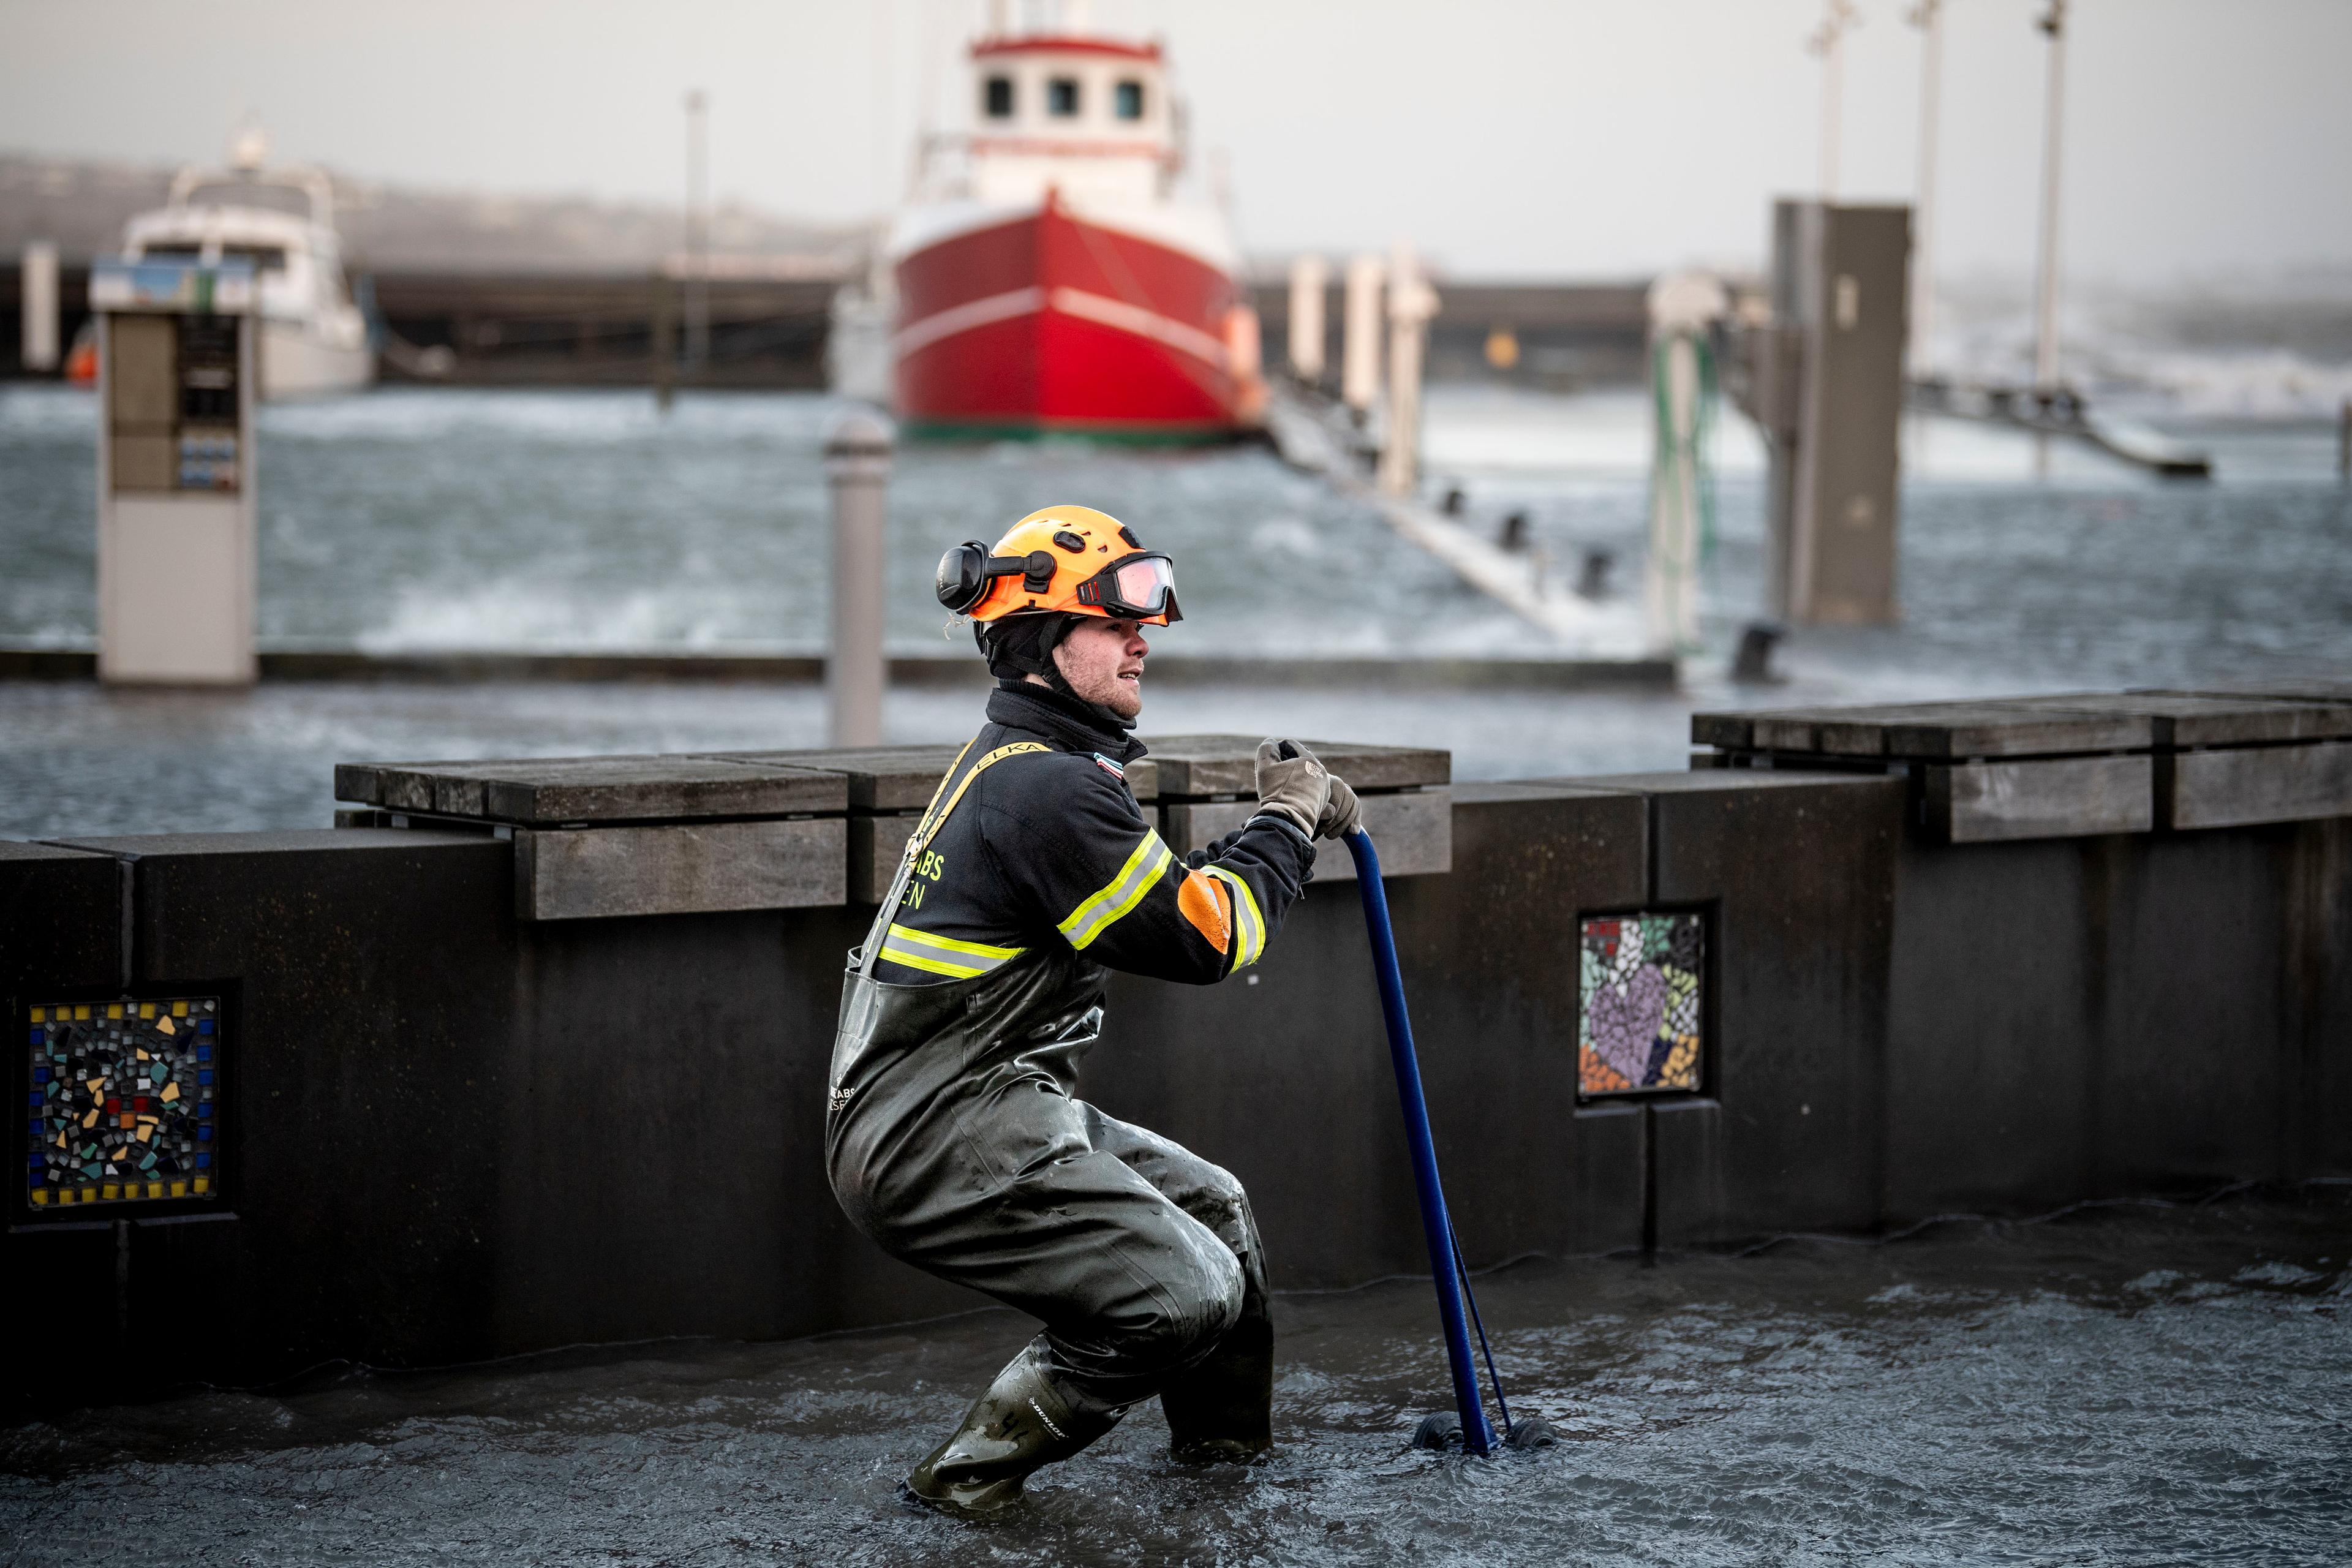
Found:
[1925,756,2154,844]
[2168,741,2352,831]
[336,754,846,824]
[695,745,974,812]
[473,756,848,824]
[1785,701,2154,760]
[1140,734,1450,798]
[1998,690,2352,748]
[1159,790,1452,880]
[514,818,848,919]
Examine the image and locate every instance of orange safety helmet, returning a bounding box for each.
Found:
[935,507,1182,627]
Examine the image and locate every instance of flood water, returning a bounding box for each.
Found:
[2,382,2350,838]
[3,1188,2346,1565]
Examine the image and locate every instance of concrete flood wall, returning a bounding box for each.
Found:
[6,700,2349,1412]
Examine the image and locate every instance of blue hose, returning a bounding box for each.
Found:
[1344,828,1498,1457]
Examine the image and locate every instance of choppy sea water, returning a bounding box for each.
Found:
[1,382,2349,837]
[2,1189,2346,1566]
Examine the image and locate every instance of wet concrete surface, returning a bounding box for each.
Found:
[4,1187,2347,1565]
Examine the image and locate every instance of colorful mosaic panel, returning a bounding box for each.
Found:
[1578,913,1702,1098]
[24,997,221,1210]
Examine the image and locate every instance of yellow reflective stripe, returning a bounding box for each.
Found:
[877,943,989,979]
[1205,866,1267,969]
[880,924,1025,979]
[886,924,1023,963]
[1058,832,1175,951]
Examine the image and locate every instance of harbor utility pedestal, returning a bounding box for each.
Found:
[92,257,258,685]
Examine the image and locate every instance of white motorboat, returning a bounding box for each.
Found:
[97,127,374,400]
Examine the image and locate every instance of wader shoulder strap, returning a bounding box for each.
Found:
[856,736,1050,976]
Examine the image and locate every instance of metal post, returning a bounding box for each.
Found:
[1379,246,1436,498]
[21,241,59,372]
[824,409,893,747]
[1341,254,1384,417]
[1287,255,1327,383]
[1645,273,1725,657]
[684,90,710,374]
[650,271,676,412]
[1808,1,1861,200]
[2339,399,2350,484]
[1907,0,1944,373]
[2032,1,2068,394]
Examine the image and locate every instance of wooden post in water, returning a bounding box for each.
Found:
[2340,399,2350,484]
[1288,255,1327,383]
[824,409,893,747]
[684,90,712,373]
[20,241,58,372]
[1341,254,1384,418]
[650,272,676,411]
[1379,244,1438,499]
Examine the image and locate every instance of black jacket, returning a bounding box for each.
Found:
[872,683,1316,987]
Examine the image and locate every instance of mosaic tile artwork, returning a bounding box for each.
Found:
[24,997,221,1210]
[1579,913,1702,1098]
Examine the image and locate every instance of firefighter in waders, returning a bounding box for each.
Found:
[824,506,1362,1515]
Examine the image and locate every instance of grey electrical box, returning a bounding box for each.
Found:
[92,258,258,685]
[1756,200,1910,627]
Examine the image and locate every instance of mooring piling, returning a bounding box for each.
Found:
[823,407,892,747]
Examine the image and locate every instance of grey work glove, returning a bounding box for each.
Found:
[1316,773,1363,840]
[1252,737,1330,839]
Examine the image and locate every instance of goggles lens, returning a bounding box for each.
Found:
[1107,555,1175,614]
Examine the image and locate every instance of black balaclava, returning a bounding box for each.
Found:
[976,612,1135,731]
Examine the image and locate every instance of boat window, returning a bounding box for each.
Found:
[1115,80,1145,120]
[983,75,1014,119]
[1047,77,1080,117]
[140,244,203,259]
[220,244,290,273]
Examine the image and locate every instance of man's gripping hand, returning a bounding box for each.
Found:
[1252,738,1330,838]
[1316,772,1362,840]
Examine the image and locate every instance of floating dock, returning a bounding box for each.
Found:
[1909,377,2213,478]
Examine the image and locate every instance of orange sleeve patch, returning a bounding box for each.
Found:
[1176,868,1232,956]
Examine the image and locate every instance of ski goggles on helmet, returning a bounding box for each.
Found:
[1074,552,1180,619]
[935,541,1182,624]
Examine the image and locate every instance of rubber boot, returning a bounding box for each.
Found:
[905,1341,1123,1516]
[1159,1272,1273,1464]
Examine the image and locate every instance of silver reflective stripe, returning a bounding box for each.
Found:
[1058,832,1175,951]
[1205,865,1266,969]
[877,923,1027,980]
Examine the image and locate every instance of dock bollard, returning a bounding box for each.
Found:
[823,407,893,747]
[1287,255,1328,383]
[1341,254,1384,418]
[21,242,59,372]
[1378,244,1438,497]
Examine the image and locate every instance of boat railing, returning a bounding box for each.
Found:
[165,163,339,229]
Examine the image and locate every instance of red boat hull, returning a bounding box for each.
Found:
[892,198,1253,439]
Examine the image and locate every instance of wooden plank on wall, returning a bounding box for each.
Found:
[849,815,918,905]
[476,756,847,823]
[513,818,846,919]
[2169,742,2352,831]
[1160,790,1452,880]
[1926,756,2153,843]
[1145,736,1450,798]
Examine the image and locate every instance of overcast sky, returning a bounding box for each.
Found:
[4,0,2346,284]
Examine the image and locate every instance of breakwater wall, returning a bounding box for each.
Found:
[5,692,2349,1413]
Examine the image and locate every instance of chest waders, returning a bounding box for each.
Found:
[825,736,1276,1515]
